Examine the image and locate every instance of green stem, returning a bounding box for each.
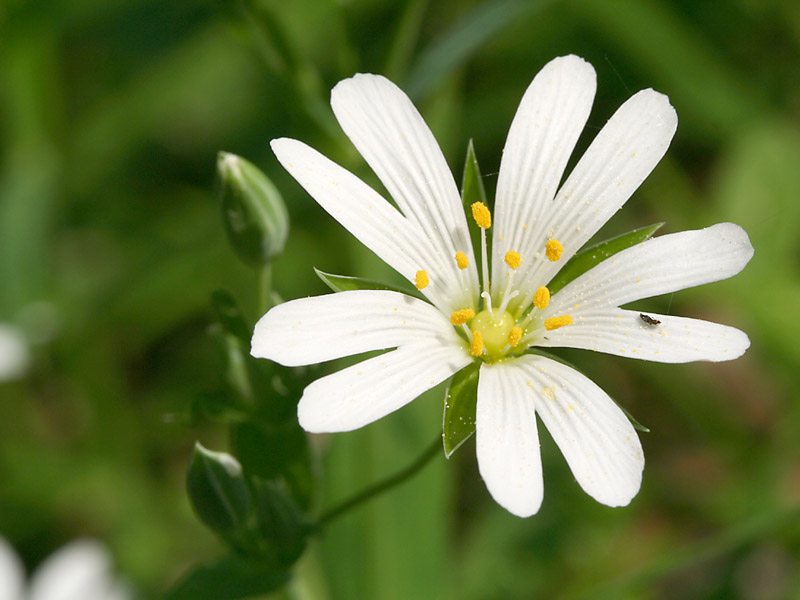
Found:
[316,435,442,528]
[257,262,272,315]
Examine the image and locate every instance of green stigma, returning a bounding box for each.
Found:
[469,309,516,361]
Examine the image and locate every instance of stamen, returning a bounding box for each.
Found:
[533,286,550,310]
[470,331,484,356]
[496,289,518,318]
[545,238,564,262]
[504,250,521,269]
[450,308,475,325]
[544,314,573,331]
[480,291,494,316]
[508,326,523,347]
[468,203,492,302]
[461,323,473,341]
[471,202,492,229]
[455,251,469,270]
[415,270,429,290]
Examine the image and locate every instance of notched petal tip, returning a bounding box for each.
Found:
[548,54,596,77]
[628,88,678,132]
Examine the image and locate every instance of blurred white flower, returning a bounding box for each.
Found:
[252,55,753,517]
[0,537,131,600]
[0,325,29,382]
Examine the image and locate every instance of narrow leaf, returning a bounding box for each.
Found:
[442,363,479,458]
[548,223,664,294]
[314,268,419,296]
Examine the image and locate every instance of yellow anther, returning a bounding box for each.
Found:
[504,250,521,269]
[415,270,429,290]
[533,286,550,310]
[455,251,469,270]
[470,330,484,356]
[508,326,523,347]
[471,202,492,229]
[450,308,475,326]
[544,314,573,331]
[545,238,564,262]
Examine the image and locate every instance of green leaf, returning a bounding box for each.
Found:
[442,363,479,458]
[548,223,664,295]
[218,152,289,266]
[186,443,252,534]
[405,0,546,99]
[253,478,309,566]
[314,268,419,296]
[162,553,288,600]
[461,139,487,209]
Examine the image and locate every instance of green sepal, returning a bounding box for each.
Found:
[252,478,309,567]
[314,267,419,296]
[618,405,650,433]
[548,223,664,295]
[218,152,289,266]
[162,553,289,600]
[461,140,489,257]
[461,139,488,209]
[186,443,252,534]
[442,363,480,458]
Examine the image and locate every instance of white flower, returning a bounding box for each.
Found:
[0,537,131,600]
[251,55,753,517]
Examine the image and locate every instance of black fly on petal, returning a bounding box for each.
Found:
[639,313,661,325]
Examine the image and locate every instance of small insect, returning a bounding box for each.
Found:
[639,313,661,325]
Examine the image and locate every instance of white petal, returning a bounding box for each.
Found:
[270,138,470,313]
[331,74,479,309]
[539,309,750,363]
[0,537,24,600]
[547,223,754,312]
[492,55,596,290]
[297,342,471,433]
[0,325,29,381]
[516,89,678,300]
[513,355,644,507]
[252,290,460,367]
[476,362,543,517]
[29,540,119,600]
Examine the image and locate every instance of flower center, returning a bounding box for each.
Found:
[433,201,576,361]
[470,309,516,361]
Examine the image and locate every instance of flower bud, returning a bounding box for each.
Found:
[217,152,289,265]
[186,442,251,533]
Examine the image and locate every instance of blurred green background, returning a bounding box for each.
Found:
[2,0,800,598]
